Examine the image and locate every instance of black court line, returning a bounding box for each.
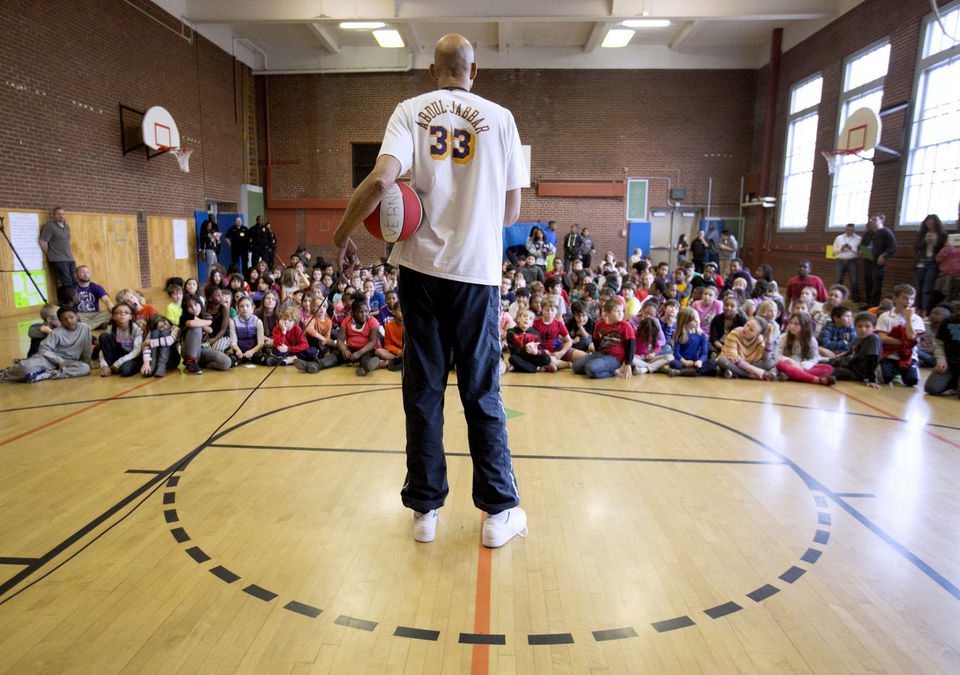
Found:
[528,633,574,645]
[284,600,323,618]
[459,633,506,645]
[835,492,877,498]
[185,546,210,563]
[395,626,440,641]
[335,615,378,631]
[704,601,742,619]
[0,557,40,566]
[651,616,696,632]
[243,584,278,602]
[170,527,189,543]
[210,566,241,583]
[818,512,832,526]
[814,529,830,545]
[207,443,784,465]
[747,584,780,602]
[801,548,822,564]
[163,493,175,505]
[779,566,807,583]
[125,469,165,475]
[592,627,638,641]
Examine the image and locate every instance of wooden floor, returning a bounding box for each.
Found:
[1,312,959,674]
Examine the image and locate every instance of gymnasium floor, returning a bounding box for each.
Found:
[0,313,958,673]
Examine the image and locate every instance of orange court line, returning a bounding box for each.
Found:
[471,513,493,675]
[0,379,159,447]
[837,388,960,450]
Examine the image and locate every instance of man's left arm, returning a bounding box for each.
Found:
[334,155,403,250]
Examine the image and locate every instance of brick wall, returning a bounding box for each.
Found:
[747,0,956,289]
[0,0,249,288]
[258,68,758,266]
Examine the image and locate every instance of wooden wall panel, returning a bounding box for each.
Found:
[69,213,141,297]
[147,216,197,288]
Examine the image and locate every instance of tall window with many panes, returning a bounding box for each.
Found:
[901,2,960,225]
[828,42,890,228]
[779,75,823,229]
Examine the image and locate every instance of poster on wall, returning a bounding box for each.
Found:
[173,219,189,260]
[7,212,48,307]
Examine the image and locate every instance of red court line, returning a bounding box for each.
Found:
[471,513,493,675]
[837,388,960,450]
[0,379,159,447]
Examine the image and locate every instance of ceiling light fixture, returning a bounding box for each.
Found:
[339,21,385,30]
[623,19,671,28]
[601,28,635,48]
[373,28,405,48]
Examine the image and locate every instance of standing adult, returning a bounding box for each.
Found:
[913,214,947,315]
[690,229,708,273]
[579,227,595,271]
[249,216,268,267]
[543,220,558,251]
[525,226,554,270]
[334,33,527,549]
[832,222,861,302]
[39,206,75,303]
[73,264,113,329]
[717,230,738,276]
[563,224,582,271]
[224,217,250,275]
[199,212,220,268]
[861,213,897,307]
[676,233,689,264]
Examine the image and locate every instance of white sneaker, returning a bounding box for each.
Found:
[413,509,438,543]
[482,507,528,548]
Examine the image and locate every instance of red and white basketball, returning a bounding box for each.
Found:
[364,181,423,243]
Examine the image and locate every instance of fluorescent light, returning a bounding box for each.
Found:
[623,19,671,28]
[339,21,385,30]
[601,28,635,48]
[373,29,405,48]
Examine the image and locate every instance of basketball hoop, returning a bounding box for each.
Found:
[823,106,881,175]
[821,149,861,175]
[158,145,193,173]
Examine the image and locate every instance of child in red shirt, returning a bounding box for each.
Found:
[572,298,635,379]
[335,298,382,376]
[266,306,316,366]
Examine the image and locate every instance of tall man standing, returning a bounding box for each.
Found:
[832,222,861,301]
[224,217,250,275]
[861,213,897,306]
[334,34,528,549]
[39,207,76,303]
[563,224,582,271]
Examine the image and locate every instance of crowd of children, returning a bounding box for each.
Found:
[2,250,959,400]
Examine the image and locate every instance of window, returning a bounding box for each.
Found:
[779,75,823,229]
[901,3,960,226]
[828,42,890,228]
[352,142,381,187]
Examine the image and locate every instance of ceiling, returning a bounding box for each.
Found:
[153,0,868,73]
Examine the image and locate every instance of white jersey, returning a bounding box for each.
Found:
[380,88,527,286]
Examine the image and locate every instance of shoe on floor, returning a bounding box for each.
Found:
[305,360,321,373]
[294,358,308,372]
[265,355,282,367]
[482,507,527,548]
[387,358,403,372]
[413,509,438,543]
[25,370,51,383]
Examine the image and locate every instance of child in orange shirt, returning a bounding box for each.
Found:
[376,303,404,372]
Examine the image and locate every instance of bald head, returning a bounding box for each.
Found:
[431,34,475,88]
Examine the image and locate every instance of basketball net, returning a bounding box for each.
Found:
[159,146,193,173]
[820,149,862,176]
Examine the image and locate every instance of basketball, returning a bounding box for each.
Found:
[363,181,423,243]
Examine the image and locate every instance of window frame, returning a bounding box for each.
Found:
[778,72,823,231]
[826,39,890,230]
[897,0,960,228]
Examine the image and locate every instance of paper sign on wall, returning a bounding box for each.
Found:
[173,219,189,260]
[7,212,48,307]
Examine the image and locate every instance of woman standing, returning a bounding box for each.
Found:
[691,230,708,273]
[525,226,555,270]
[676,233,689,263]
[913,214,946,315]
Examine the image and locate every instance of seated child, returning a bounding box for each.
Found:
[717,316,774,380]
[659,299,679,349]
[543,276,568,318]
[508,287,531,320]
[621,281,642,320]
[565,300,595,353]
[709,292,747,357]
[375,303,404,371]
[267,305,317,367]
[1,305,91,383]
[506,309,553,373]
[180,294,232,374]
[918,304,952,368]
[140,314,181,377]
[379,290,399,325]
[774,312,835,385]
[534,298,582,369]
[333,298,381,376]
[164,282,184,326]
[99,302,143,377]
[756,300,781,346]
[818,305,855,357]
[925,306,960,397]
[815,284,848,336]
[27,304,60,357]
[876,284,924,386]
[572,298,635,379]
[500,276,515,311]
[632,317,671,374]
[295,297,335,373]
[229,296,266,366]
[831,312,882,388]
[691,285,723,332]
[667,307,717,377]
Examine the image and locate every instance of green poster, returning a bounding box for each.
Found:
[12,271,48,308]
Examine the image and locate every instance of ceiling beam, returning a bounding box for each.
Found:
[308,22,341,54]
[397,22,424,54]
[583,21,611,53]
[670,20,706,51]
